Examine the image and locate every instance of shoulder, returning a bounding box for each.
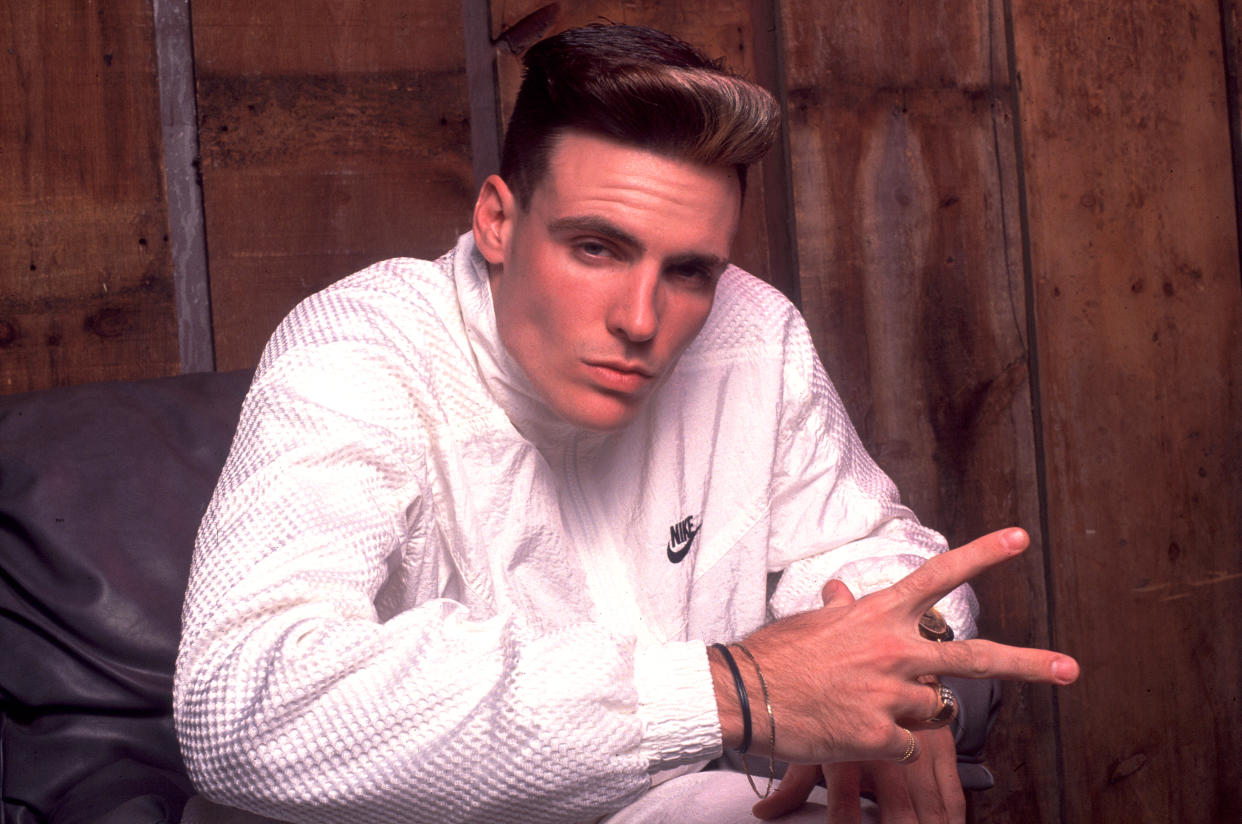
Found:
[673,266,841,434]
[286,253,455,339]
[245,249,479,432]
[683,266,819,375]
[261,250,463,370]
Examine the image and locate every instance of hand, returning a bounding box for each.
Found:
[750,584,966,823]
[751,728,963,822]
[710,527,1079,765]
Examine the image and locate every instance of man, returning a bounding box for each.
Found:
[175,24,1077,824]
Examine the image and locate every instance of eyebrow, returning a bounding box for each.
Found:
[548,215,643,250]
[547,214,730,273]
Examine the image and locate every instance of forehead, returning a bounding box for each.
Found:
[528,132,742,254]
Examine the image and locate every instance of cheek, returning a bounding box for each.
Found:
[515,284,582,358]
[497,256,557,333]
[664,294,715,351]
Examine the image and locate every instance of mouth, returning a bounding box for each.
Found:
[583,360,657,394]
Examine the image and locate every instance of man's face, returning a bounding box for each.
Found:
[476,131,742,430]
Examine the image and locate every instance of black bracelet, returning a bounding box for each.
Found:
[712,643,752,753]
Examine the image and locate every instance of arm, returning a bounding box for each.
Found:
[764,347,976,639]
[708,529,1076,766]
[174,286,719,823]
[738,327,1005,819]
[707,530,1075,823]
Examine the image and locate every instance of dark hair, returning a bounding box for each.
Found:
[499,24,780,207]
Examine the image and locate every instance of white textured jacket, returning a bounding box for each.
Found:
[175,233,976,824]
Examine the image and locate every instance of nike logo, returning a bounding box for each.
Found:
[665,515,701,564]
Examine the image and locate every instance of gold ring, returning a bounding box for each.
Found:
[896,727,918,763]
[925,684,958,726]
[918,608,954,642]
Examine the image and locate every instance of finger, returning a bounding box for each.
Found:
[820,579,857,607]
[900,679,956,731]
[887,528,1029,618]
[865,760,918,823]
[929,732,967,823]
[929,637,1080,686]
[887,728,963,824]
[821,761,864,824]
[752,763,822,820]
[890,726,921,765]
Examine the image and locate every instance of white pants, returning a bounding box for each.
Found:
[181,772,881,824]
[601,770,880,824]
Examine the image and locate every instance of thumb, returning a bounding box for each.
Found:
[752,763,821,820]
[820,579,856,607]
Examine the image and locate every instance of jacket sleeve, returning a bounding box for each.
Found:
[763,321,979,638]
[174,288,720,824]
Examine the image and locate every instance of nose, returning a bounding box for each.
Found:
[607,264,660,343]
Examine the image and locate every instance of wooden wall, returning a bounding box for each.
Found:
[2,0,181,391]
[2,1,1239,821]
[192,0,475,370]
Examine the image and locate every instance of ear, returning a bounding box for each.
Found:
[473,174,517,266]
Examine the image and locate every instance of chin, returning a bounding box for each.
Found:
[557,395,643,431]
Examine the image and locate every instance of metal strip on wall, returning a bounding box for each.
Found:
[153,0,215,373]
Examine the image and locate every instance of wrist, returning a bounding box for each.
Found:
[709,644,746,750]
[713,642,777,799]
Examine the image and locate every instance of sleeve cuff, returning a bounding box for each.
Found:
[633,642,723,772]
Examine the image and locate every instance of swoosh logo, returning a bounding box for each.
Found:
[666,516,701,564]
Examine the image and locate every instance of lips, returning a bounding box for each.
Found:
[584,360,657,394]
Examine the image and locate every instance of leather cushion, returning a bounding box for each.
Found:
[0,370,252,823]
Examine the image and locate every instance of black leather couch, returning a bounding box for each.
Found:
[0,370,253,824]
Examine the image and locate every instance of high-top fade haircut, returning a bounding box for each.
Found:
[499,24,781,208]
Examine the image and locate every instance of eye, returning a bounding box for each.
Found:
[668,262,716,283]
[575,240,614,260]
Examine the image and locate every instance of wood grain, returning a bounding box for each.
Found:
[0,0,179,393]
[1011,0,1242,819]
[191,0,475,370]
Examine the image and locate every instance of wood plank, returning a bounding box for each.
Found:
[0,0,179,394]
[1011,0,1242,820]
[487,0,780,286]
[191,0,475,370]
[777,2,1056,819]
